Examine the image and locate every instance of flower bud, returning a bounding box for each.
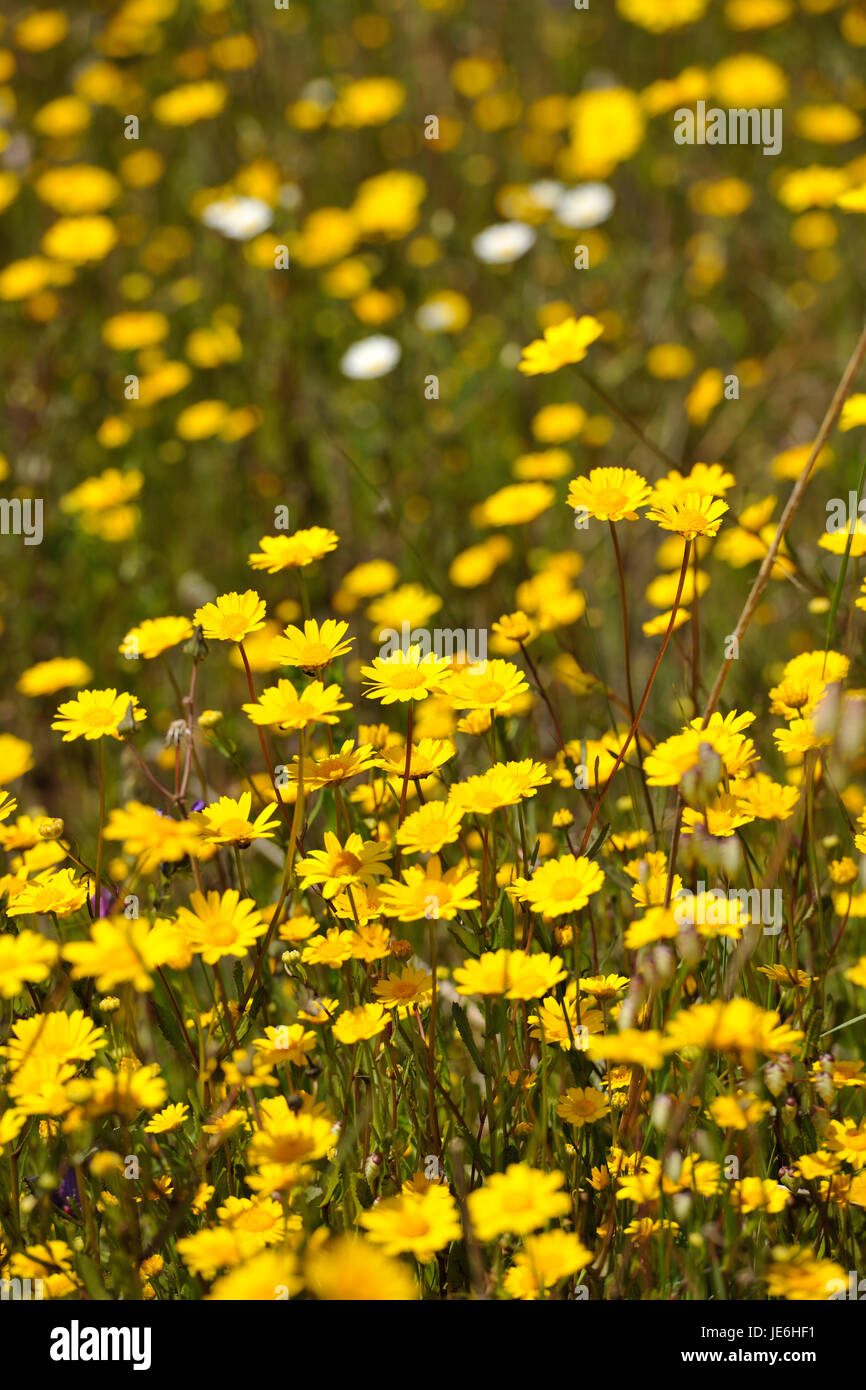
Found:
[38,817,64,839]
[184,624,209,662]
[764,1055,794,1096]
[814,1070,835,1105]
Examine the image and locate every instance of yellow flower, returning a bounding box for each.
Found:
[206,1248,302,1300]
[14,10,69,50]
[41,215,118,264]
[361,646,448,704]
[624,907,680,949]
[567,467,652,522]
[395,800,464,854]
[62,469,144,517]
[253,1025,317,1068]
[101,310,169,352]
[665,999,803,1060]
[448,759,550,814]
[470,482,555,527]
[153,81,228,126]
[644,711,757,786]
[296,830,392,900]
[556,1086,611,1127]
[826,1118,866,1168]
[51,688,145,742]
[766,1246,846,1301]
[587,1029,669,1070]
[6,867,89,918]
[0,930,59,998]
[63,916,189,991]
[453,948,563,1000]
[731,1178,789,1214]
[176,889,267,963]
[379,855,479,923]
[360,1184,461,1262]
[713,52,788,106]
[468,1165,570,1241]
[511,854,605,919]
[373,966,434,1011]
[332,1002,389,1044]
[119,616,192,660]
[529,987,604,1051]
[305,1236,417,1300]
[195,793,281,846]
[0,734,35,784]
[145,1103,190,1135]
[646,492,728,540]
[104,802,204,872]
[681,792,754,839]
[652,463,735,500]
[179,1227,252,1279]
[731,774,800,820]
[16,658,93,696]
[367,584,442,636]
[1,1009,105,1070]
[617,0,707,31]
[331,76,406,127]
[503,1230,593,1299]
[35,165,120,215]
[569,87,645,178]
[375,736,456,779]
[286,740,378,790]
[301,927,357,966]
[773,718,830,755]
[442,659,529,715]
[193,590,267,643]
[645,343,694,379]
[531,402,586,443]
[707,1091,772,1130]
[795,104,862,145]
[248,528,340,572]
[518,315,604,375]
[845,957,866,988]
[266,618,352,670]
[243,678,350,730]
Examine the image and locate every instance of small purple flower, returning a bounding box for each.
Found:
[89,886,113,919]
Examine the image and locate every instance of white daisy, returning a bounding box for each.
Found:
[471,221,536,265]
[201,196,274,241]
[555,183,615,228]
[340,335,401,380]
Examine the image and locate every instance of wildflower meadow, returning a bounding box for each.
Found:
[2,0,866,1347]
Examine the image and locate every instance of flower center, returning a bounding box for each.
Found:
[216,817,252,840]
[210,920,238,946]
[595,487,625,514]
[221,614,250,640]
[83,706,117,728]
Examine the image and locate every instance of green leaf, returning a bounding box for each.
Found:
[452,1002,484,1072]
[151,990,190,1065]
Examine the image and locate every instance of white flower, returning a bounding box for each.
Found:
[555,183,615,228]
[340,335,401,380]
[471,221,536,265]
[201,196,273,241]
[527,180,564,210]
[415,292,467,333]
